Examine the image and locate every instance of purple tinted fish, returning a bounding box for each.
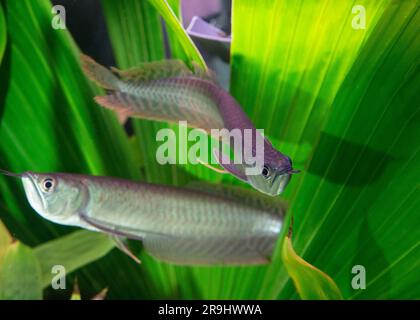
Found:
[81,55,299,196]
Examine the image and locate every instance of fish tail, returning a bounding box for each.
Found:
[80,54,121,90]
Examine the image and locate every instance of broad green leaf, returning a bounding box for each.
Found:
[164,0,187,62]
[0,3,5,65]
[281,234,342,300]
[147,0,206,69]
[33,230,115,288]
[0,242,42,300]
[101,0,165,70]
[230,0,419,300]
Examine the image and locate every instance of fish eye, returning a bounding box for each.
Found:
[41,177,55,193]
[261,165,271,179]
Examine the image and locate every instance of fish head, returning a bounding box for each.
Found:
[20,172,87,225]
[246,146,299,196]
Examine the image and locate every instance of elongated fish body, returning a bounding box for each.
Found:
[109,77,226,132]
[113,76,255,133]
[81,55,299,196]
[17,171,283,265]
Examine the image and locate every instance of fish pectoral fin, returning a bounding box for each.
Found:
[78,211,169,241]
[111,235,141,264]
[196,157,228,174]
[212,147,248,182]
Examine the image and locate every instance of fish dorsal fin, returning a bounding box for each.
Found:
[186,181,287,215]
[111,59,217,83]
[191,61,218,83]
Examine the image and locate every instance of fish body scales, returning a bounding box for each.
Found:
[81,176,282,264]
[117,77,225,131]
[84,176,280,238]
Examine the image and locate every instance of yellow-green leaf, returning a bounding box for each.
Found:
[282,234,342,300]
[0,242,42,300]
[147,0,206,69]
[34,230,115,288]
[0,3,6,65]
[0,219,12,264]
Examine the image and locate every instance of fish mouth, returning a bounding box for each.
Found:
[21,172,47,216]
[269,172,291,195]
[246,171,290,196]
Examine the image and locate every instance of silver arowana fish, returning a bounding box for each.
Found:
[1,170,284,265]
[81,55,299,196]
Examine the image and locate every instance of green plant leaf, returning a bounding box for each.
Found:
[164,0,188,62]
[0,220,43,299]
[281,233,342,300]
[0,219,12,264]
[230,0,419,300]
[0,241,42,300]
[0,3,6,65]
[34,230,115,288]
[101,0,165,69]
[147,0,206,69]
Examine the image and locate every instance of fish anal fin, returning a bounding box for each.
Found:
[197,158,228,174]
[94,95,135,121]
[112,235,141,264]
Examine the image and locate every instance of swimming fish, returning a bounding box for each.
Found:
[81,55,299,196]
[1,169,284,265]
